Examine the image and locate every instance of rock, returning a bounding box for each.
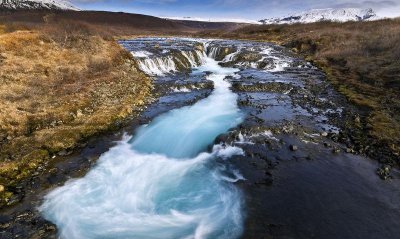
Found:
[320,132,328,137]
[289,145,298,151]
[49,168,58,174]
[332,148,340,154]
[377,165,391,180]
[354,115,361,124]
[6,194,21,206]
[58,150,72,156]
[50,121,57,127]
[76,109,83,118]
[323,142,331,148]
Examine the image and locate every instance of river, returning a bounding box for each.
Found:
[40,43,246,239]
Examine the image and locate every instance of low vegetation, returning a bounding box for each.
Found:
[198,19,400,166]
[0,20,152,206]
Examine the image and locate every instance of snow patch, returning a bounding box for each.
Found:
[0,0,79,10]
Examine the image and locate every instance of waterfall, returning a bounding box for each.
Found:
[222,49,241,63]
[181,51,197,67]
[207,47,220,59]
[136,56,177,76]
[136,50,206,76]
[40,41,245,239]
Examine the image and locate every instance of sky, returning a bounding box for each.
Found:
[70,0,400,20]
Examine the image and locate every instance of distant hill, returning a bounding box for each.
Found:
[259,8,378,24]
[0,10,242,34]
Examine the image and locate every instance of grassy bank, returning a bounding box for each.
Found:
[0,22,152,207]
[197,19,400,167]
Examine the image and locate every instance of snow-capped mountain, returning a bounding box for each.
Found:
[0,0,78,10]
[259,8,378,24]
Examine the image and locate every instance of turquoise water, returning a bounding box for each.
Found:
[40,56,245,239]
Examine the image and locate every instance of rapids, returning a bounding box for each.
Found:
[39,43,245,239]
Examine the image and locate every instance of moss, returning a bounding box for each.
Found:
[369,111,400,141]
[38,128,82,153]
[0,191,14,207]
[232,82,293,93]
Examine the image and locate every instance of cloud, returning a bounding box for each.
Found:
[330,0,398,10]
[71,0,104,2]
[72,0,102,2]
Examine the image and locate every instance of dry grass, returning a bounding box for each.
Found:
[0,22,152,206]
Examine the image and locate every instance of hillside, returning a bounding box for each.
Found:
[0,10,244,35]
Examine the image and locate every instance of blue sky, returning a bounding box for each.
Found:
[71,0,400,20]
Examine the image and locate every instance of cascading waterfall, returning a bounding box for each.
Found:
[137,56,177,76]
[222,49,241,63]
[207,47,220,59]
[205,42,294,72]
[136,50,206,76]
[181,51,197,67]
[40,41,245,239]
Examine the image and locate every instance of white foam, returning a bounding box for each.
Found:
[131,51,153,58]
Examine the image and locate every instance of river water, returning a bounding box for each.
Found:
[40,45,246,239]
[19,37,400,239]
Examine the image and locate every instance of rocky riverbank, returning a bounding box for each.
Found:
[196,19,400,171]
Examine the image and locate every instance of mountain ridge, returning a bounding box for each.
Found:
[259,8,378,24]
[0,0,78,11]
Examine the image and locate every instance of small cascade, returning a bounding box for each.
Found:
[207,47,221,59]
[135,50,206,76]
[136,56,177,76]
[181,51,197,67]
[195,49,207,64]
[222,49,241,63]
[205,43,238,61]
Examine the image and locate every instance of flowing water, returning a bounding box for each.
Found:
[40,42,245,239]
